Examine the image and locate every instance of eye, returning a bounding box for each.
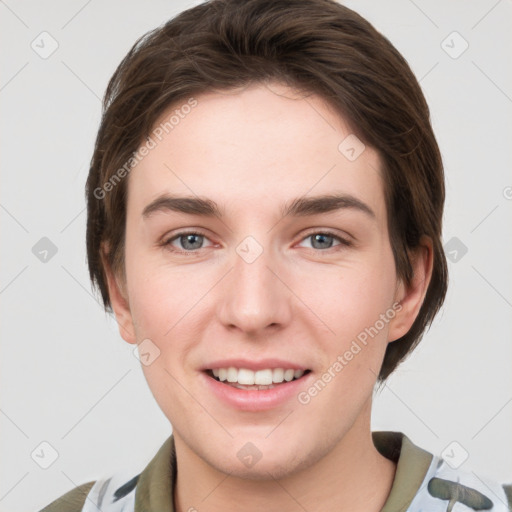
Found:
[164,231,214,252]
[297,231,352,251]
[162,230,351,254]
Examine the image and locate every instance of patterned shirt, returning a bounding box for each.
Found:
[39,431,512,512]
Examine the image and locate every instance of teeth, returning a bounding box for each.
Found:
[238,368,255,385]
[272,368,284,383]
[227,367,238,383]
[255,369,273,385]
[209,367,306,385]
[233,383,276,390]
[284,369,295,382]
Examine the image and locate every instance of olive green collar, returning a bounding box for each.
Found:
[373,431,434,512]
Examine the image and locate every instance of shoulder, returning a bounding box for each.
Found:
[38,481,96,512]
[502,482,512,512]
[38,472,140,512]
[419,456,512,512]
[36,435,174,512]
[503,483,512,511]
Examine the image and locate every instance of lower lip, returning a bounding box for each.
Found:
[201,372,312,412]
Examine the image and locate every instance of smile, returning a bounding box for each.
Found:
[205,367,311,390]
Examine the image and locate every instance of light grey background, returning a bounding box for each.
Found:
[1,1,511,511]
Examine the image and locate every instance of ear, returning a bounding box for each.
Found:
[101,244,137,345]
[387,235,434,342]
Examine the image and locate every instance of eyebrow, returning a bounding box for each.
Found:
[142,193,375,220]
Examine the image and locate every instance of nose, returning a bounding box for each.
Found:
[217,240,292,336]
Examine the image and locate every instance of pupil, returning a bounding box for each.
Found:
[312,234,332,249]
[182,234,202,250]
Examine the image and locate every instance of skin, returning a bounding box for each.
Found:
[104,82,433,511]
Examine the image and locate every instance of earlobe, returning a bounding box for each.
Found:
[387,236,434,342]
[101,246,137,344]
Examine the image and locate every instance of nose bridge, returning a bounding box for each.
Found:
[218,235,291,333]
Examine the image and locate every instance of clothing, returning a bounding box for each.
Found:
[39,431,512,512]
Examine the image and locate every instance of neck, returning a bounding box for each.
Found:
[173,400,396,512]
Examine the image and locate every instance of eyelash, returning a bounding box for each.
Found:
[162,229,352,255]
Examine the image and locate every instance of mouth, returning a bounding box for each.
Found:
[204,367,312,391]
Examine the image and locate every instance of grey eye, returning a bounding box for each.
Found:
[178,233,204,250]
[308,233,336,249]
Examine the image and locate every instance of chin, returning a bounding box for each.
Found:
[215,453,310,481]
[200,437,322,482]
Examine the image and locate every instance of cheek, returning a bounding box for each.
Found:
[124,251,214,391]
[128,277,170,336]
[300,261,398,414]
[125,248,201,337]
[305,258,397,343]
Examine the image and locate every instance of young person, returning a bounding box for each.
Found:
[40,0,511,511]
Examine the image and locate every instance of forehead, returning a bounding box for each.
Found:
[127,82,386,222]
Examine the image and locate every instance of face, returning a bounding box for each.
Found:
[106,82,430,479]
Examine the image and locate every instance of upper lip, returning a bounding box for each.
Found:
[201,358,309,372]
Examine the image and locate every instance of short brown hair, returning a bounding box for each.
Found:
[86,0,448,384]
